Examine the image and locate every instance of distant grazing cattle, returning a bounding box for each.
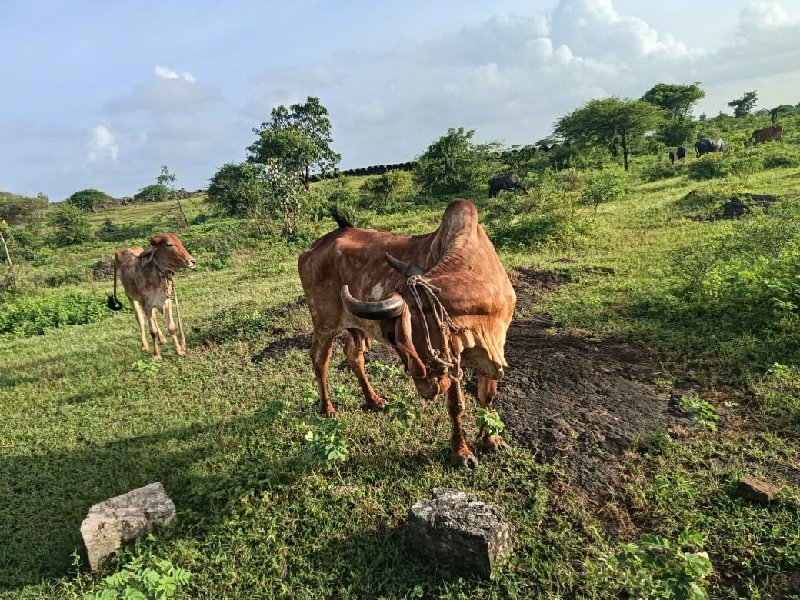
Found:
[488,172,525,198]
[676,145,686,161]
[750,125,784,145]
[668,151,676,165]
[695,137,725,157]
[108,233,196,358]
[298,200,516,468]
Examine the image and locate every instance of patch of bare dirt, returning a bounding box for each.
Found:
[497,269,686,495]
[509,268,571,313]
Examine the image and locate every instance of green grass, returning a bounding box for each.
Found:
[2,154,800,597]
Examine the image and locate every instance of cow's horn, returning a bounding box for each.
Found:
[385,253,424,277]
[341,285,405,320]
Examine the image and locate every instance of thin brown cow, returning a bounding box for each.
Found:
[108,233,196,358]
[298,199,516,468]
[750,125,784,145]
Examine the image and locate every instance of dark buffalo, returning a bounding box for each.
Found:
[488,172,525,198]
[695,138,725,157]
[676,146,686,161]
[669,151,676,165]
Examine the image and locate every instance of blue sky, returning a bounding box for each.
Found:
[1,0,799,200]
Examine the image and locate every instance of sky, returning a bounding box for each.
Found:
[1,0,800,200]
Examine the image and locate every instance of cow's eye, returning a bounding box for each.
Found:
[165,242,174,247]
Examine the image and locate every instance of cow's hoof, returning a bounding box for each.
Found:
[176,349,186,357]
[363,396,388,412]
[141,346,149,353]
[319,406,338,418]
[482,436,510,453]
[450,452,478,469]
[158,334,167,343]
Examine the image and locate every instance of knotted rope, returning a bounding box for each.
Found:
[170,278,186,351]
[406,274,461,379]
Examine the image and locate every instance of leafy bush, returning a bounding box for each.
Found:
[67,188,113,211]
[639,157,687,182]
[78,554,191,600]
[39,266,86,288]
[581,171,627,211]
[687,154,731,180]
[0,191,48,225]
[48,203,92,246]
[303,419,349,468]
[207,162,267,218]
[0,290,110,336]
[617,532,713,599]
[135,184,171,203]
[485,176,591,250]
[361,170,415,208]
[414,127,498,195]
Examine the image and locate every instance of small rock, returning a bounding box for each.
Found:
[789,569,800,594]
[734,477,780,504]
[81,482,176,570]
[407,488,514,578]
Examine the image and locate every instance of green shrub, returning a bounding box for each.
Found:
[414,127,499,195]
[581,171,627,211]
[361,170,415,208]
[687,154,730,180]
[134,184,171,203]
[639,157,687,182]
[66,188,113,211]
[48,203,92,247]
[617,532,713,599]
[0,290,110,336]
[303,418,349,468]
[207,162,267,217]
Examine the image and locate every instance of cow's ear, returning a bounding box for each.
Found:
[393,305,426,378]
[149,234,165,246]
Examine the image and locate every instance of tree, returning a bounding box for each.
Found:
[728,90,758,118]
[157,164,188,228]
[642,83,705,146]
[48,203,91,246]
[414,127,498,195]
[641,83,705,120]
[0,192,48,225]
[554,97,664,171]
[207,162,268,218]
[247,96,340,189]
[66,188,112,212]
[361,170,414,207]
[261,159,307,237]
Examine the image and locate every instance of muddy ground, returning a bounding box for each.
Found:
[255,268,687,495]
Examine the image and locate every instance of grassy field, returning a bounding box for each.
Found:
[2,143,800,597]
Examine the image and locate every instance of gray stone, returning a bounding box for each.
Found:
[81,482,176,570]
[734,477,780,504]
[407,488,514,578]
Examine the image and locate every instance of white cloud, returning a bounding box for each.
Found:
[154,65,196,84]
[87,125,118,162]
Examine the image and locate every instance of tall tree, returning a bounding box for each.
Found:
[641,83,705,120]
[247,96,340,189]
[642,82,705,146]
[554,97,664,171]
[728,90,758,118]
[157,164,188,228]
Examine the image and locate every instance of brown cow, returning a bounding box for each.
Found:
[108,233,196,358]
[298,199,516,468]
[750,125,784,145]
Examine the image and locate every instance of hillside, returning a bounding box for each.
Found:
[1,120,800,597]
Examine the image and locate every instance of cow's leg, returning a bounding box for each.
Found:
[132,300,149,352]
[162,298,184,357]
[311,330,337,417]
[446,381,478,468]
[344,328,386,411]
[478,376,510,453]
[147,305,162,359]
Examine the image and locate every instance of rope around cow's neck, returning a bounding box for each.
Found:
[406,274,461,380]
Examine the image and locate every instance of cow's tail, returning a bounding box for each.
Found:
[107,254,123,311]
[329,207,353,229]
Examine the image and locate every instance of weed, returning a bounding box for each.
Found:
[384,397,419,430]
[303,419,350,468]
[617,532,713,599]
[132,359,160,375]
[679,395,719,431]
[476,407,506,439]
